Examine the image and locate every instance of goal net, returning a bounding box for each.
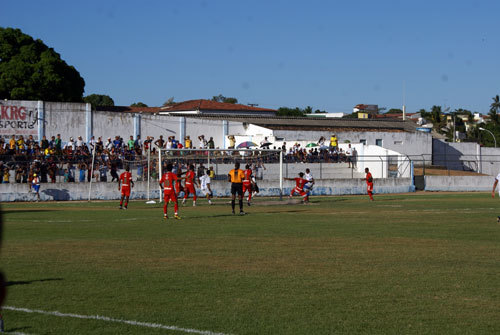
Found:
[150,148,284,202]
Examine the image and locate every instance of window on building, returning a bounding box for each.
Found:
[376,139,383,146]
[394,141,403,145]
[360,139,366,145]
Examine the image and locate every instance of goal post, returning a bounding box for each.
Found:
[150,148,284,202]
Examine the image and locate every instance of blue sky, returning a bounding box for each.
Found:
[2,0,499,114]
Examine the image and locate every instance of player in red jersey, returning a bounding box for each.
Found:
[174,164,185,197]
[118,165,134,209]
[285,172,309,203]
[159,163,181,220]
[363,167,374,201]
[243,164,254,206]
[182,164,198,206]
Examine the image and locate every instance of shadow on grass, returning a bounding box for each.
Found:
[186,213,248,219]
[6,278,63,286]
[7,327,32,333]
[2,209,58,214]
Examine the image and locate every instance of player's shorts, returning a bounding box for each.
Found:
[243,183,252,194]
[32,185,40,193]
[304,183,313,191]
[231,183,243,196]
[121,186,131,197]
[292,187,307,196]
[367,183,373,192]
[200,187,212,197]
[185,184,196,194]
[163,190,177,202]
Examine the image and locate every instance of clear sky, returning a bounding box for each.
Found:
[2,0,499,114]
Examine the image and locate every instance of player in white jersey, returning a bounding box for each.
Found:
[303,168,315,193]
[491,172,500,223]
[199,170,213,204]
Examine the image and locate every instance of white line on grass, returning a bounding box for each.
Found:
[3,306,232,335]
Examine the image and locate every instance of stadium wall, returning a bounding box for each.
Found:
[424,175,494,192]
[0,178,413,202]
[2,100,432,157]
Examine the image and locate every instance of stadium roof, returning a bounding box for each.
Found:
[159,99,276,116]
[177,114,420,132]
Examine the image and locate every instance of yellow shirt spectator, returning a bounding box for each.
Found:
[330,135,337,147]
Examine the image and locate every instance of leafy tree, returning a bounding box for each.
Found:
[162,97,176,106]
[342,112,359,119]
[276,107,305,117]
[0,27,85,102]
[83,94,114,108]
[304,106,313,114]
[430,105,442,124]
[212,94,238,104]
[489,95,500,124]
[130,102,148,107]
[386,108,403,114]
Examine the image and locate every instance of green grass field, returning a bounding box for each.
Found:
[1,193,500,334]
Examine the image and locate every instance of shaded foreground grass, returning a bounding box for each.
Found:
[1,193,500,334]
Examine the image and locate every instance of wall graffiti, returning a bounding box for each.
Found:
[0,105,38,136]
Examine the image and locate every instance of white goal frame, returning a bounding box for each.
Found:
[150,148,284,202]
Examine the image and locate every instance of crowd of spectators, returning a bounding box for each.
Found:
[0,133,355,184]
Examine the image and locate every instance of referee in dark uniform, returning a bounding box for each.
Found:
[228,162,245,215]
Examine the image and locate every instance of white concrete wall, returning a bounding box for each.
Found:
[0,178,413,202]
[273,129,432,156]
[44,102,87,140]
[431,139,500,176]
[424,175,494,192]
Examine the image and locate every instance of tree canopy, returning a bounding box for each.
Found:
[130,102,148,107]
[212,94,238,104]
[0,27,85,102]
[83,94,114,108]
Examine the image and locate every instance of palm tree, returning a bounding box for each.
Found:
[489,95,500,124]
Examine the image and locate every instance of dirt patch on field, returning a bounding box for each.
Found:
[414,167,487,176]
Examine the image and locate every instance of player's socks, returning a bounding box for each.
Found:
[231,199,235,213]
[239,199,243,212]
[193,201,196,207]
[208,199,212,205]
[182,198,186,205]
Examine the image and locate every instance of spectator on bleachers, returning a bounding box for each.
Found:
[105,137,113,151]
[207,137,215,149]
[76,136,85,149]
[198,135,207,149]
[184,136,192,149]
[127,136,135,150]
[155,135,165,149]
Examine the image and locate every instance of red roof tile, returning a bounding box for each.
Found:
[160,99,276,112]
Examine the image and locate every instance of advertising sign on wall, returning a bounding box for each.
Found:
[0,101,39,137]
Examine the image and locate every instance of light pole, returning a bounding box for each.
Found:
[479,127,497,148]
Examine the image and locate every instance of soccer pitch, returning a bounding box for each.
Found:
[2,193,500,334]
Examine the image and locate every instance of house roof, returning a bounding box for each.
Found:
[176,114,420,132]
[95,106,162,113]
[159,99,276,113]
